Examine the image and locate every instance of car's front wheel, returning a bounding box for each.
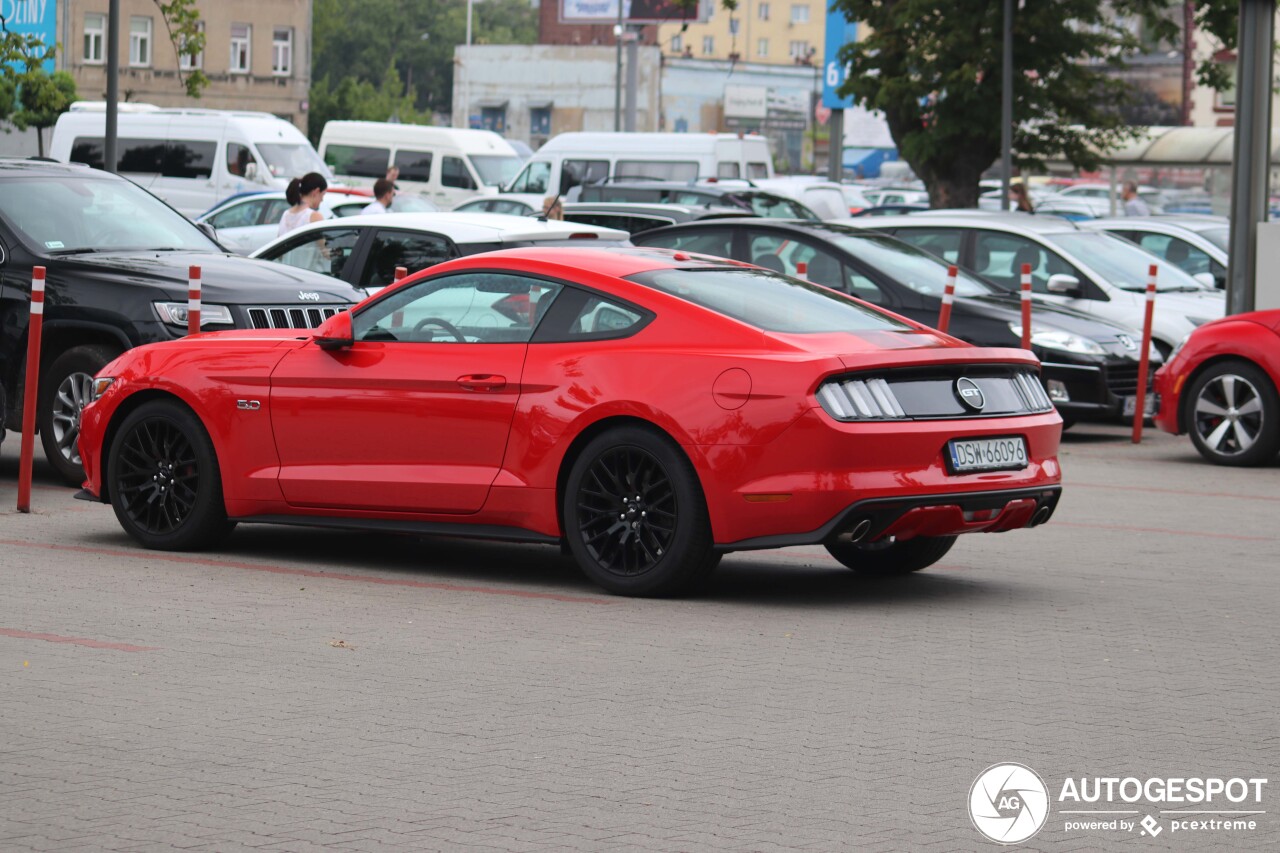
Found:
[39,344,121,485]
[825,535,957,576]
[107,399,232,550]
[563,426,718,596]
[1186,360,1280,466]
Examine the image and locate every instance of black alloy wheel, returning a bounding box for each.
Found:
[108,400,232,550]
[564,426,718,596]
[39,344,121,485]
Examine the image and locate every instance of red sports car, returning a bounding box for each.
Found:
[78,247,1063,596]
[1154,308,1280,466]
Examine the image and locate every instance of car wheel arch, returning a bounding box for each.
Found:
[99,389,216,502]
[1177,354,1276,435]
[553,415,709,542]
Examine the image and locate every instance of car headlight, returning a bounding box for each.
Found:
[153,302,235,328]
[91,377,115,401]
[1008,322,1106,356]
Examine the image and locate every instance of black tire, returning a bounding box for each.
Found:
[825,535,958,576]
[563,426,716,597]
[39,344,121,485]
[106,399,231,551]
[1185,359,1280,467]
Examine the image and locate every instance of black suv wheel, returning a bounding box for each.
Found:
[39,344,121,485]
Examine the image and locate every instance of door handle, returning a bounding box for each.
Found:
[457,374,506,391]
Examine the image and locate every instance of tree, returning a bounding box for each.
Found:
[828,0,1240,207]
[154,0,209,98]
[308,62,425,142]
[12,69,77,156]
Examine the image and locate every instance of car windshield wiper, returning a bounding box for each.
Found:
[47,247,104,256]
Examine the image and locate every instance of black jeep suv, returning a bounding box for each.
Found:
[0,159,359,484]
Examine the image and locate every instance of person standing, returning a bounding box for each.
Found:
[1122,181,1151,216]
[1010,183,1035,213]
[362,178,396,214]
[278,172,328,236]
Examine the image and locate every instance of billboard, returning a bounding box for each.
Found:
[560,0,710,25]
[1,0,57,73]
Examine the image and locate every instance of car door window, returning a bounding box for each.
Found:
[972,231,1079,293]
[746,233,886,302]
[260,198,290,224]
[325,144,391,179]
[635,227,734,257]
[441,157,477,190]
[226,143,253,177]
[1138,233,1213,277]
[510,161,550,194]
[360,229,458,289]
[208,200,264,229]
[491,199,533,215]
[561,159,609,195]
[354,273,562,343]
[892,228,963,264]
[393,149,433,182]
[267,227,362,279]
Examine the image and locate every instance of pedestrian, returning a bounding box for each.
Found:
[1122,181,1151,216]
[1010,183,1034,213]
[541,196,564,220]
[278,172,328,236]
[362,178,396,215]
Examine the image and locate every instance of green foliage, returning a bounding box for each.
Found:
[311,0,538,127]
[829,0,1241,206]
[154,0,209,97]
[308,61,427,142]
[12,69,77,156]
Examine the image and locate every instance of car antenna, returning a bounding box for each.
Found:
[537,192,563,222]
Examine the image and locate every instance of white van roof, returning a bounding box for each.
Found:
[69,101,162,113]
[321,122,518,155]
[535,132,770,156]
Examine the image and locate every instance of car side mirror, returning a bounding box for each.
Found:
[196,222,219,242]
[1046,274,1081,295]
[314,310,354,350]
[1193,272,1216,289]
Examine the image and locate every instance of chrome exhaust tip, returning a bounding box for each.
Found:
[1030,505,1052,527]
[839,518,873,543]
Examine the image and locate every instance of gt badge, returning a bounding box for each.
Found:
[954,377,986,412]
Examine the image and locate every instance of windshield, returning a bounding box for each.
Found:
[0,175,219,255]
[733,192,820,220]
[1044,232,1207,291]
[257,143,332,181]
[627,267,912,333]
[1199,226,1229,252]
[820,228,995,297]
[470,154,522,187]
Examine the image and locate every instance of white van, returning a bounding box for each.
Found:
[318,122,522,209]
[506,132,775,200]
[50,105,330,217]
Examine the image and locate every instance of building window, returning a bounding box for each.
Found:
[272,27,293,76]
[729,18,740,35]
[480,106,506,134]
[702,35,714,55]
[1215,60,1236,109]
[790,4,810,23]
[758,2,770,20]
[230,23,252,74]
[530,107,551,136]
[83,13,105,64]
[129,17,152,67]
[790,40,811,61]
[179,21,204,70]
[670,34,682,53]
[757,38,769,58]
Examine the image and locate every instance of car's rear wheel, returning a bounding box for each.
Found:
[107,400,232,550]
[1187,360,1280,467]
[39,344,121,485]
[825,535,957,576]
[563,426,717,596]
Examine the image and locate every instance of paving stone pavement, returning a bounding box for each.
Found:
[1,424,1277,852]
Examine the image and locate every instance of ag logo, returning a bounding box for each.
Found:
[969,763,1050,844]
[955,377,986,412]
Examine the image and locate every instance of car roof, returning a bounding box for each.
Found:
[439,245,740,278]
[563,201,754,218]
[0,158,99,177]
[260,211,630,245]
[1084,215,1228,231]
[841,211,1083,234]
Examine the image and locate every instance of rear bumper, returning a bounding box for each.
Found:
[718,485,1062,552]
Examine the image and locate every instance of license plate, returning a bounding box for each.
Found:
[1122,395,1157,418]
[946,436,1029,473]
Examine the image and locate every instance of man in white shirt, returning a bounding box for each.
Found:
[362,178,395,214]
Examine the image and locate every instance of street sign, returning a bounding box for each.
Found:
[822,8,857,110]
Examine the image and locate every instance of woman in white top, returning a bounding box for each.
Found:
[278,172,328,236]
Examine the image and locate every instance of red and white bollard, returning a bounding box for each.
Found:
[17,266,46,512]
[1020,262,1033,350]
[795,261,808,281]
[187,265,202,336]
[1132,264,1158,444]
[937,264,958,333]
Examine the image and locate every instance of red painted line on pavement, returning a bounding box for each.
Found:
[1070,481,1280,503]
[0,627,160,652]
[1051,521,1273,542]
[0,539,616,605]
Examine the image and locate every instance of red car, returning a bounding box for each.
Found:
[1154,309,1280,466]
[77,247,1063,596]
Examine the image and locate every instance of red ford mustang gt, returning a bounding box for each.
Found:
[1154,308,1280,466]
[78,247,1063,596]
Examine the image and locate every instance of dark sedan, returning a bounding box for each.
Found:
[632,219,1160,424]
